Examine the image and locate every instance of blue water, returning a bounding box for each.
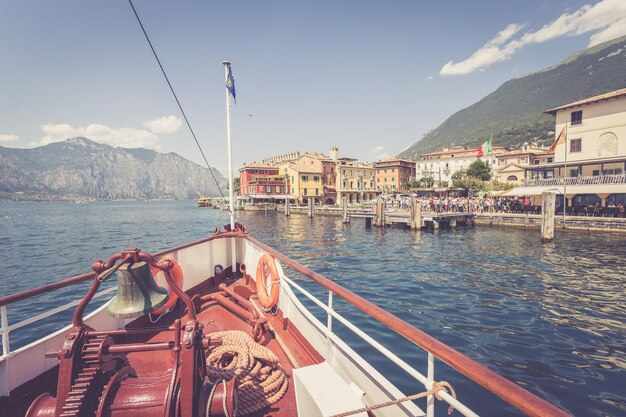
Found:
[1,201,625,417]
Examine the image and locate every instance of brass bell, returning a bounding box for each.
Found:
[108,261,169,318]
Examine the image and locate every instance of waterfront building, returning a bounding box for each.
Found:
[238,163,291,203]
[336,158,377,203]
[495,143,551,185]
[261,151,301,166]
[297,147,338,205]
[374,157,416,193]
[508,88,626,210]
[416,146,507,186]
[279,162,323,205]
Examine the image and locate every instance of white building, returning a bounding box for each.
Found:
[416,146,508,185]
[509,87,626,211]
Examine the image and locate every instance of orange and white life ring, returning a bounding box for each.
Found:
[151,258,184,316]
[256,254,280,310]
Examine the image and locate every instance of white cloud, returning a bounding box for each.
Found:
[426,75,433,81]
[143,115,182,134]
[0,134,19,142]
[370,145,386,153]
[440,0,626,76]
[30,122,161,149]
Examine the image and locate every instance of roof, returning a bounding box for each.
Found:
[545,87,626,115]
[419,146,509,159]
[497,148,548,157]
[373,157,415,166]
[240,162,275,169]
[285,163,322,173]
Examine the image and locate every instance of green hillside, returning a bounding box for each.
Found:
[399,35,626,159]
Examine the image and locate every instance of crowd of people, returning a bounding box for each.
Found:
[391,195,626,217]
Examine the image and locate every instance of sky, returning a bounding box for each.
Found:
[1,0,625,175]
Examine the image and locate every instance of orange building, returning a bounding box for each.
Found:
[373,157,416,193]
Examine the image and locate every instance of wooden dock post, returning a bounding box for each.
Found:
[541,191,556,242]
[308,197,314,218]
[409,197,421,230]
[342,197,350,224]
[375,197,385,227]
[285,199,290,217]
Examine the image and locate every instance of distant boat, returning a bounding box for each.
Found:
[197,196,212,207]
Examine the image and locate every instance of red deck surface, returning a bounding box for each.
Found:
[4,277,324,417]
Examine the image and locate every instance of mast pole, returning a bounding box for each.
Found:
[224,61,237,276]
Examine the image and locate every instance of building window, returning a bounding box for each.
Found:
[266,186,271,193]
[571,110,582,125]
[547,157,553,163]
[313,176,319,181]
[506,175,518,182]
[304,188,307,196]
[570,138,582,153]
[592,170,600,176]
[275,186,281,193]
[315,189,318,196]
[569,168,580,177]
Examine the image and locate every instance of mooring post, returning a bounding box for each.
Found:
[285,198,290,217]
[342,197,350,224]
[375,197,385,227]
[410,196,421,230]
[308,197,314,218]
[541,191,556,242]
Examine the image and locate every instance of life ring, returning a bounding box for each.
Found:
[256,254,280,310]
[151,258,184,316]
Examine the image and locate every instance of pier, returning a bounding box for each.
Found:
[284,204,476,230]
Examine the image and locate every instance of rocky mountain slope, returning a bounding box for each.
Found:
[0,137,226,200]
[400,35,626,159]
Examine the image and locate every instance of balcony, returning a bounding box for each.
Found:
[522,174,626,187]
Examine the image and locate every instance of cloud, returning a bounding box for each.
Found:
[440,0,626,76]
[370,145,386,153]
[143,115,182,134]
[30,121,162,149]
[426,75,433,81]
[0,134,19,142]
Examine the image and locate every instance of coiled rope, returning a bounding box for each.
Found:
[206,330,289,415]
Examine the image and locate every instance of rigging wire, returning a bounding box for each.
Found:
[128,0,234,215]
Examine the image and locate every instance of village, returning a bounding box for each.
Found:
[230,88,626,228]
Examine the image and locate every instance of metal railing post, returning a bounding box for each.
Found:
[327,291,334,335]
[427,352,435,417]
[1,305,9,356]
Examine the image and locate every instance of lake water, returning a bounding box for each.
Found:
[1,200,624,417]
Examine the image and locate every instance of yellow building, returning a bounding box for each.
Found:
[279,162,323,205]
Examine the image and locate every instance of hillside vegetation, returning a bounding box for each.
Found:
[400,35,626,159]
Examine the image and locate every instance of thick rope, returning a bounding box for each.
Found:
[330,381,457,417]
[206,330,289,415]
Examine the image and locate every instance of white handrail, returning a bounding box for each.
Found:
[0,287,116,357]
[281,274,479,417]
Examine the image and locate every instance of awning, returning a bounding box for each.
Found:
[246,194,296,200]
[503,183,626,197]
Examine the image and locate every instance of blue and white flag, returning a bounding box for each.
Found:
[226,66,236,103]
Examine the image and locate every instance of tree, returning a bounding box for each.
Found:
[466,160,492,181]
[418,177,434,188]
[226,177,241,194]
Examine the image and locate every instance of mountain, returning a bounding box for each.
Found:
[0,137,227,200]
[399,35,626,159]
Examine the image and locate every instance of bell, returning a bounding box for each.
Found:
[108,261,169,319]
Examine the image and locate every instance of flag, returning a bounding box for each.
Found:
[226,66,236,102]
[548,126,566,153]
[476,137,492,158]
